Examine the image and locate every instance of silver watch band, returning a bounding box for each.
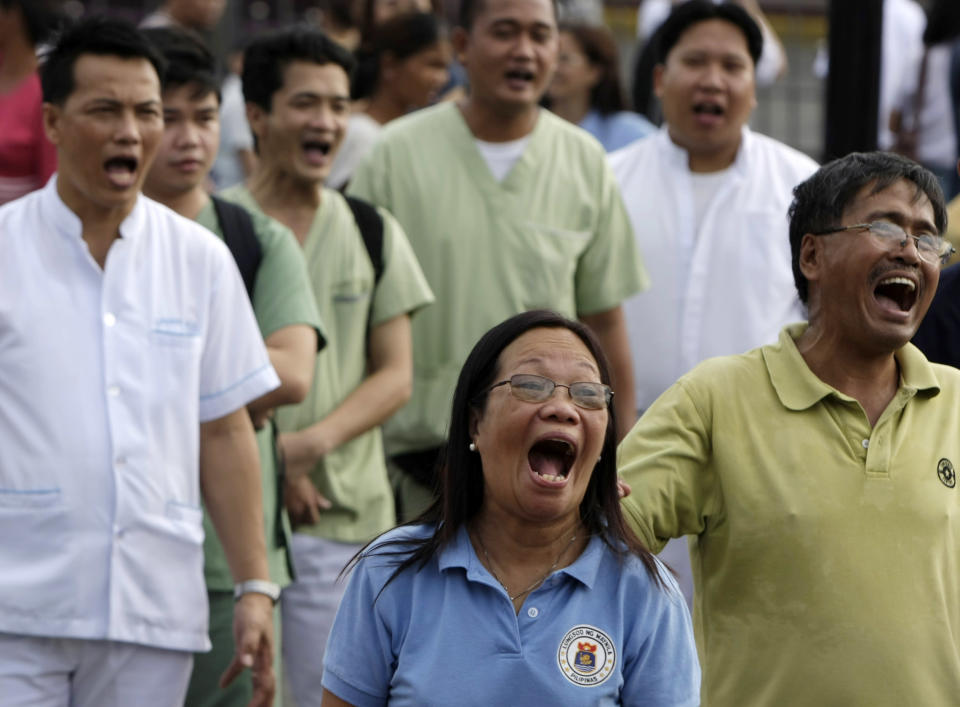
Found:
[234,579,281,604]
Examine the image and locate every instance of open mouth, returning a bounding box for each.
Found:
[302,139,332,165]
[505,69,535,85]
[692,102,725,125]
[528,438,576,483]
[874,276,917,312]
[104,156,138,187]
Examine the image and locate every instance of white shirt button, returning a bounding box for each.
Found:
[103,312,116,327]
[107,386,120,397]
[527,607,539,618]
[116,456,127,466]
[861,438,870,449]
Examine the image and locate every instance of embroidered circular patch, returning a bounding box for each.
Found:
[557,624,616,686]
[938,458,956,488]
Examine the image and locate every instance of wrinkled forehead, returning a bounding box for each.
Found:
[497,328,600,378]
[843,178,937,230]
[69,54,161,101]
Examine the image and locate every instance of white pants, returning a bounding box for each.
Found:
[0,633,193,707]
[281,534,362,707]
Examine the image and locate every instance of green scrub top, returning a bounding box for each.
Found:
[195,197,325,590]
[223,185,435,543]
[350,103,648,455]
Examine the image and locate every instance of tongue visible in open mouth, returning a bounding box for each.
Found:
[874,277,917,312]
[104,156,138,188]
[529,439,574,482]
[303,140,331,165]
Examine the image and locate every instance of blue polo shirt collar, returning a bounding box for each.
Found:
[438,525,606,591]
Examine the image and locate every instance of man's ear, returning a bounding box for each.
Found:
[452,26,470,67]
[42,102,63,146]
[798,232,823,284]
[245,102,266,146]
[652,63,666,100]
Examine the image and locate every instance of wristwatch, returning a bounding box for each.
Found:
[234,579,281,604]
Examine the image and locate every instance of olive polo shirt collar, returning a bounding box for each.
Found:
[764,323,941,412]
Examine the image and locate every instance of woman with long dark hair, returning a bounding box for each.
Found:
[320,311,699,706]
[547,22,654,152]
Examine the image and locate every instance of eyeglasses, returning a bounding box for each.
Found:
[812,220,954,265]
[483,373,612,410]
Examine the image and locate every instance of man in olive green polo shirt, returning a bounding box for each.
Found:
[619,151,960,706]
[142,28,324,707]
[225,28,434,707]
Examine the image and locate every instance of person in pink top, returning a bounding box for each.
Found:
[0,0,61,204]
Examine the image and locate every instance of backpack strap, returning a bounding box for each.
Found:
[343,195,384,286]
[211,195,262,303]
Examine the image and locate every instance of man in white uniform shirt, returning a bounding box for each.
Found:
[0,18,279,707]
[612,0,816,413]
[611,1,816,605]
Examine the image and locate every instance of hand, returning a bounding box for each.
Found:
[221,593,276,707]
[279,430,327,481]
[284,474,332,528]
[617,477,632,499]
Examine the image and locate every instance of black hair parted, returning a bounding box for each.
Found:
[457,0,558,30]
[654,0,763,66]
[241,26,356,112]
[0,0,66,47]
[142,27,220,103]
[40,16,166,106]
[788,151,948,304]
[346,309,669,596]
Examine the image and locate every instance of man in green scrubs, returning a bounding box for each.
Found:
[142,28,324,707]
[222,28,434,707]
[349,0,648,519]
[619,151,960,706]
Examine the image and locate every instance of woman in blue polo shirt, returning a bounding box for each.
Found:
[321,310,700,706]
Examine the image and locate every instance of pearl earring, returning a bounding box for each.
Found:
[469,442,477,452]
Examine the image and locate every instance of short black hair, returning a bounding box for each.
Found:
[241,26,355,112]
[142,27,220,103]
[788,151,947,304]
[0,0,65,47]
[654,0,763,66]
[457,0,558,31]
[41,16,166,106]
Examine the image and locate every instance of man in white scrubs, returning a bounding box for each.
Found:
[610,1,817,605]
[0,17,279,707]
